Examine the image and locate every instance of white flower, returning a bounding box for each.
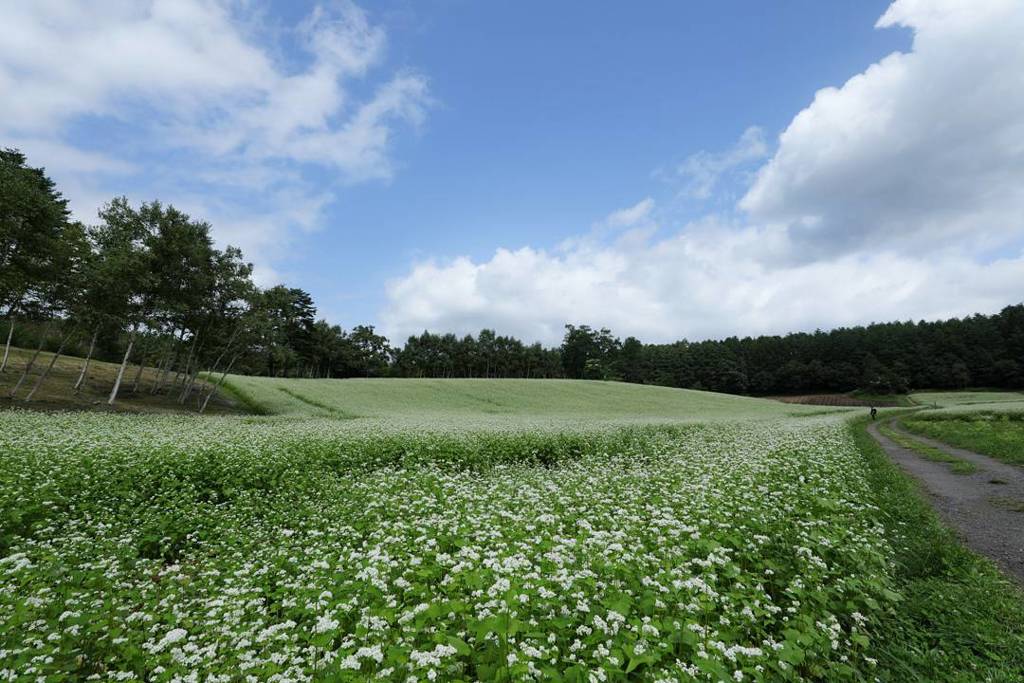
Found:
[314,615,339,634]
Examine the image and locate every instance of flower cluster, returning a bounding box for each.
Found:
[0,410,895,680]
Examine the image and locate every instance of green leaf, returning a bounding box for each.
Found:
[446,635,472,656]
[608,595,632,617]
[779,643,805,665]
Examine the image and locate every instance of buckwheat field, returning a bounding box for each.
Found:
[0,381,901,682]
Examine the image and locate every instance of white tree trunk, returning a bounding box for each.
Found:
[155,353,176,393]
[178,349,206,403]
[73,328,99,392]
[130,355,147,393]
[0,317,13,372]
[150,346,171,394]
[8,323,50,398]
[200,354,238,414]
[178,369,199,404]
[206,325,241,376]
[176,333,200,387]
[108,336,135,406]
[153,332,182,394]
[25,333,70,401]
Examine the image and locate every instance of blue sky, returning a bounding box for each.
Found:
[306,1,905,312]
[3,1,1023,344]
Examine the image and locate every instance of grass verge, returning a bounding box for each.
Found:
[903,413,1024,466]
[851,416,1024,680]
[878,420,977,474]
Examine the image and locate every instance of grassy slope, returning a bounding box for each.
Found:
[911,390,1024,412]
[0,346,242,414]
[903,390,1024,465]
[850,417,1024,680]
[903,415,1024,466]
[223,374,846,423]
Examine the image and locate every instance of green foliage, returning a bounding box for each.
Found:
[569,306,1024,396]
[5,147,1024,402]
[393,328,561,380]
[0,148,71,314]
[561,324,620,379]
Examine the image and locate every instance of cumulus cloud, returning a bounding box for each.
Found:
[382,216,1024,345]
[383,0,1024,345]
[0,0,429,273]
[740,0,1024,259]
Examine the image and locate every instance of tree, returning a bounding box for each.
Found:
[178,245,254,403]
[561,325,620,379]
[348,325,392,377]
[615,337,645,383]
[250,286,317,377]
[89,198,154,405]
[0,149,71,372]
[22,222,94,401]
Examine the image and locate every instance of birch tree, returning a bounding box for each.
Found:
[90,198,151,406]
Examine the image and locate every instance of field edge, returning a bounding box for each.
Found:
[849,415,1024,679]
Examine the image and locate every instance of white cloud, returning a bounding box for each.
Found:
[2,138,136,176]
[0,1,276,133]
[0,0,429,275]
[663,126,768,200]
[740,0,1024,259]
[601,197,655,229]
[383,0,1024,345]
[382,217,1024,345]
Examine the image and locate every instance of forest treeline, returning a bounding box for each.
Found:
[394,311,1024,395]
[3,147,1022,408]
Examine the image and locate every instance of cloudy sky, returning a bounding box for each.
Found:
[3,0,1022,345]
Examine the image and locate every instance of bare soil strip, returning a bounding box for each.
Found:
[868,419,1024,583]
[774,394,892,407]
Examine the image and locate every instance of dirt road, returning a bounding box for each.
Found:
[868,419,1024,583]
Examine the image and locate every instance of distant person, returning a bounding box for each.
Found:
[870,406,877,420]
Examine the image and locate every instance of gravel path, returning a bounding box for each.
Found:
[867,418,1024,583]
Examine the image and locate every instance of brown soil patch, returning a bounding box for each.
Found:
[0,346,245,415]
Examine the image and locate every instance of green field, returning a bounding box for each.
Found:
[900,391,1024,466]
[903,413,1024,466]
[223,374,835,424]
[910,390,1024,414]
[2,378,1023,681]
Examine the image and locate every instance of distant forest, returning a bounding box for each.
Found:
[392,310,1024,395]
[3,146,1022,403]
